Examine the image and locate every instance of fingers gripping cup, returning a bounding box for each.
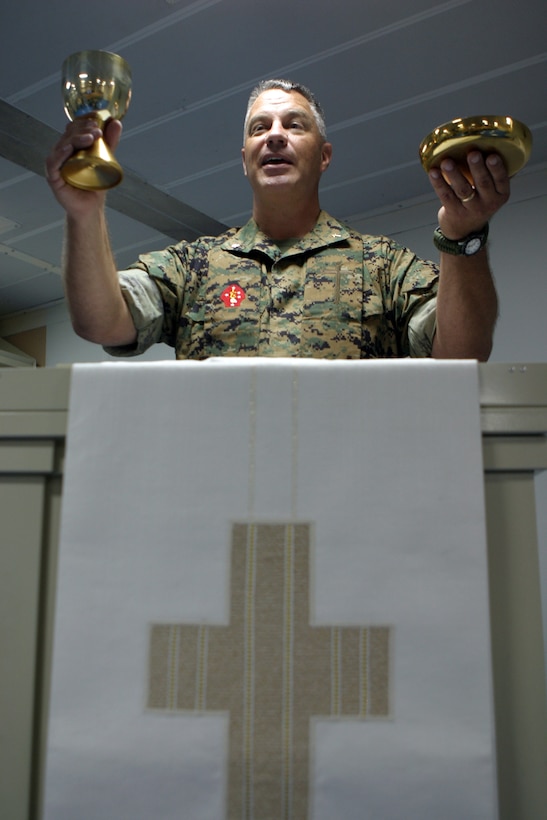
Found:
[419,115,532,184]
[61,50,132,190]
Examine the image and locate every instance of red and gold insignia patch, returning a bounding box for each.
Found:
[221,283,246,308]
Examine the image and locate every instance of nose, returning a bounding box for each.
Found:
[267,118,288,146]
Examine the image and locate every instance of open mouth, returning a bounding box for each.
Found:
[262,155,292,166]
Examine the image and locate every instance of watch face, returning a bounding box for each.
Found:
[464,236,482,255]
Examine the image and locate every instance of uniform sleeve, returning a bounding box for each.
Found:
[382,238,439,357]
[103,239,193,357]
[407,296,437,357]
[102,269,166,357]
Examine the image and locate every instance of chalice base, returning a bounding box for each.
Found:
[60,138,123,190]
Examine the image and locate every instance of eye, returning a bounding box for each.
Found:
[249,121,267,135]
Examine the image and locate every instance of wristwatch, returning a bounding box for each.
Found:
[433,223,489,256]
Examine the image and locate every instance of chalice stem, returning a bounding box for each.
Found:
[61,128,123,190]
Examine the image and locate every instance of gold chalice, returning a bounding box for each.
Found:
[419,115,532,184]
[61,50,132,190]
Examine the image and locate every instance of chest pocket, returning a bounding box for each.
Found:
[301,263,383,359]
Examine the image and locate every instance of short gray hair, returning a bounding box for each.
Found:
[243,79,327,143]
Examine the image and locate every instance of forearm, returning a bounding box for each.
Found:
[63,209,137,346]
[425,150,509,361]
[46,118,136,346]
[431,249,498,361]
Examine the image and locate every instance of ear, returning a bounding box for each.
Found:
[320,142,333,173]
[241,147,248,177]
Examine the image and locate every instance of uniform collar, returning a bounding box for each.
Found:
[222,210,351,259]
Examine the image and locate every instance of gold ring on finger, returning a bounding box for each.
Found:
[460,189,476,203]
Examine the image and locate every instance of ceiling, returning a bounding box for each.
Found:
[0,0,546,320]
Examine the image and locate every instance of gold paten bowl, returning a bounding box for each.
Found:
[419,115,532,181]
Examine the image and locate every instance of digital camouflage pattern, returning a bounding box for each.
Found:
[120,211,439,359]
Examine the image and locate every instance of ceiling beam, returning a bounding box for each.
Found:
[0,98,227,241]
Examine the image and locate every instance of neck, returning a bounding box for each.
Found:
[252,195,321,241]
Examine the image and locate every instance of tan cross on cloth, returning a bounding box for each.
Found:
[148,522,391,819]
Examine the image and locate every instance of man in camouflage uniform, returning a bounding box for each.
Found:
[46,79,509,361]
[103,212,437,359]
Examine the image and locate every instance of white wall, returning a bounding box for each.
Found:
[1,164,546,662]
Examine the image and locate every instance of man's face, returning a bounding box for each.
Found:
[241,89,332,197]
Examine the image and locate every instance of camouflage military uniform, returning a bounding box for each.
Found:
[105,211,438,360]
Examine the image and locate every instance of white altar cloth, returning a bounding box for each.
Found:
[44,359,497,819]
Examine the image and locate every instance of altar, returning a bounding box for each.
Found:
[1,361,546,820]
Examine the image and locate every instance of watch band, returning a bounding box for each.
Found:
[433,224,489,256]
